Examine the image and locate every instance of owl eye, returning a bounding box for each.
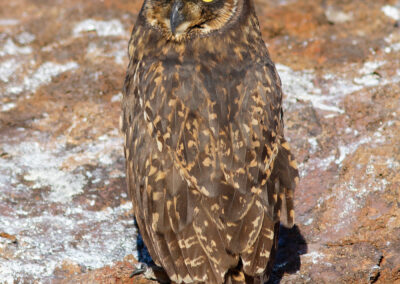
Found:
[202,0,214,2]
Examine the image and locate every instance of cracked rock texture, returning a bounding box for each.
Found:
[0,0,399,283]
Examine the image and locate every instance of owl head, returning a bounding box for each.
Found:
[142,0,244,40]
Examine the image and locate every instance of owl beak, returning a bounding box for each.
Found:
[170,0,185,36]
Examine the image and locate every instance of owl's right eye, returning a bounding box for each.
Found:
[202,0,214,2]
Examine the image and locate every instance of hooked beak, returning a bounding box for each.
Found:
[170,0,185,35]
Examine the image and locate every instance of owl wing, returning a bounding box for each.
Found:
[122,57,298,281]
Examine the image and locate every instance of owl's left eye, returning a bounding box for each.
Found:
[202,0,214,2]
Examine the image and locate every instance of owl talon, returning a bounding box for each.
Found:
[130,263,147,278]
[130,263,170,283]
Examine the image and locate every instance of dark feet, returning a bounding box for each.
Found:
[130,263,171,283]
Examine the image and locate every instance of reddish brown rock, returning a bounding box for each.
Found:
[0,0,399,283]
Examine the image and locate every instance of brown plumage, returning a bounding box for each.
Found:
[121,0,298,283]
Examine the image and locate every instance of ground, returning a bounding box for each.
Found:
[0,0,399,283]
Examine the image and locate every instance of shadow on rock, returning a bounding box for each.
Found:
[267,225,308,284]
[134,218,155,266]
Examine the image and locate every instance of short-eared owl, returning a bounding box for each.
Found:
[121,0,298,283]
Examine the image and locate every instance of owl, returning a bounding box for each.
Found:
[121,0,298,283]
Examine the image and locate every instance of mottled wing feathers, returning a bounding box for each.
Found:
[133,59,283,195]
[274,140,298,228]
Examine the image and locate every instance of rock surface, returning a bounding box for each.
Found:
[0,0,399,283]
